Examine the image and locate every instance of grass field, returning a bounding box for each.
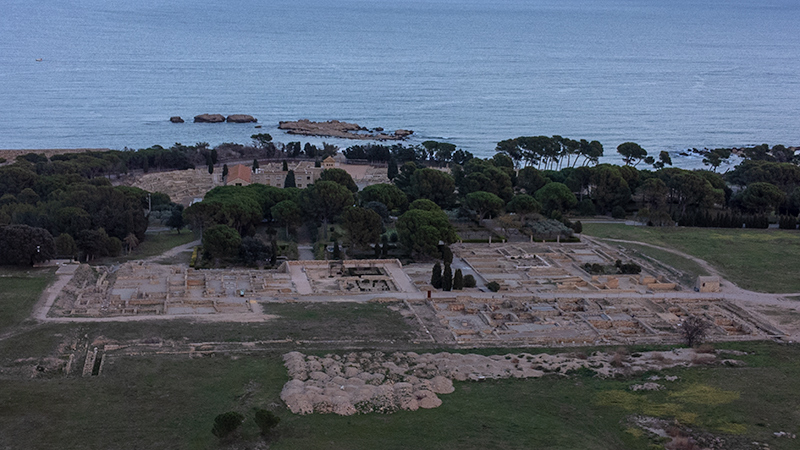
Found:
[96,231,197,264]
[0,267,54,334]
[2,243,800,449]
[1,338,799,449]
[583,223,800,293]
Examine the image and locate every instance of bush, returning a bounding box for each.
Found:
[611,205,626,219]
[211,411,244,439]
[486,281,500,292]
[463,274,476,288]
[254,409,280,436]
[617,261,641,274]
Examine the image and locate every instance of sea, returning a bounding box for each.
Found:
[2,0,799,169]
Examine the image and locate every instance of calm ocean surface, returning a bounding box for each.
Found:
[2,0,799,167]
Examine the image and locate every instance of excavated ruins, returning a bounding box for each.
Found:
[406,296,781,346]
[280,348,742,415]
[50,262,295,317]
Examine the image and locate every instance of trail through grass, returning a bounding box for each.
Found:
[583,223,800,293]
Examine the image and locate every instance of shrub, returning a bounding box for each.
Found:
[211,411,244,439]
[254,409,280,436]
[486,281,500,292]
[611,205,626,219]
[463,274,476,288]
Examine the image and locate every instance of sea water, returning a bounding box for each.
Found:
[1,0,799,167]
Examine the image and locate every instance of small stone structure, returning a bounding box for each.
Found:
[696,276,721,293]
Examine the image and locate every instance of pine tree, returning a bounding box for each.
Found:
[443,263,453,291]
[284,170,296,188]
[431,262,442,289]
[453,268,464,290]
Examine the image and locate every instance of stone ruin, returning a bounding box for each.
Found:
[282,259,415,295]
[451,242,677,294]
[409,296,782,346]
[51,262,295,317]
[280,348,741,416]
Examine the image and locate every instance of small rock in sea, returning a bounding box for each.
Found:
[169,116,184,123]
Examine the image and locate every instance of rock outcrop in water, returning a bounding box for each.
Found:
[169,116,184,123]
[278,119,413,140]
[226,114,257,123]
[193,114,226,123]
[191,114,257,123]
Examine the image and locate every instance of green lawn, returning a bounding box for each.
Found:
[97,231,197,264]
[0,267,54,334]
[583,223,800,293]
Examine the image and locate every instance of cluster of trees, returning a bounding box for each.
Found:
[429,248,476,291]
[0,224,55,266]
[342,142,474,167]
[583,260,641,275]
[495,135,604,169]
[0,156,157,263]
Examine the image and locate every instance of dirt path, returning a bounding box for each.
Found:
[143,238,200,263]
[586,235,800,341]
[585,236,723,278]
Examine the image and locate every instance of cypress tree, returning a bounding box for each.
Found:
[207,163,214,174]
[270,239,277,266]
[222,164,229,178]
[431,262,442,289]
[443,263,453,291]
[387,158,398,180]
[253,158,259,172]
[441,245,453,264]
[284,170,296,188]
[453,268,464,290]
[282,160,288,171]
